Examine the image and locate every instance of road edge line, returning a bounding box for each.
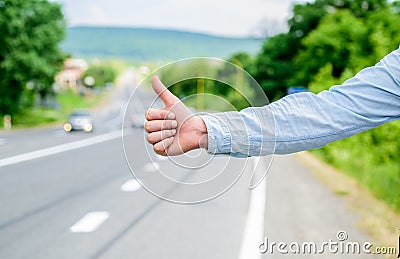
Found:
[0,130,121,168]
[238,157,266,259]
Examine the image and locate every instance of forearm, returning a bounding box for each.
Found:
[202,47,400,156]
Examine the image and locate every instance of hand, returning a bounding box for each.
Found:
[145,76,208,156]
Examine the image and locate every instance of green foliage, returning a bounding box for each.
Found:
[159,56,258,111]
[294,10,370,85]
[308,63,353,93]
[56,90,102,116]
[159,59,219,98]
[249,0,400,211]
[284,0,400,211]
[1,89,104,128]
[254,0,390,100]
[254,33,296,100]
[62,27,263,62]
[227,52,255,75]
[12,108,59,127]
[366,7,400,59]
[83,61,118,87]
[313,121,400,211]
[8,91,102,128]
[0,0,66,115]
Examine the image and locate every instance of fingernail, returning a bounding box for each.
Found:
[172,129,176,135]
[167,112,175,119]
[171,121,177,128]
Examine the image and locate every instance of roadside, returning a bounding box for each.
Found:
[0,59,132,131]
[0,88,109,131]
[0,67,140,158]
[295,151,400,253]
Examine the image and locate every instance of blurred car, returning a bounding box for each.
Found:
[130,113,145,128]
[64,110,93,132]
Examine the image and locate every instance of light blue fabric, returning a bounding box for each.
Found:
[202,47,400,157]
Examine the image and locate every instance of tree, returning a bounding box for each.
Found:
[254,0,389,100]
[0,0,66,115]
[304,4,400,92]
[293,10,370,86]
[254,33,297,100]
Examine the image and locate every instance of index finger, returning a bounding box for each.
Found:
[145,108,175,121]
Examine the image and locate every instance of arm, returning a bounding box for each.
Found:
[145,47,400,157]
[203,47,400,156]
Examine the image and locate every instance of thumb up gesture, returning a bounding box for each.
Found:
[145,76,208,156]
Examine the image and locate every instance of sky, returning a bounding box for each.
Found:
[54,0,309,37]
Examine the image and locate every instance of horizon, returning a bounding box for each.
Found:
[54,0,310,37]
[66,25,267,39]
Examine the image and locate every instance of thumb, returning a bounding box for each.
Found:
[152,76,179,106]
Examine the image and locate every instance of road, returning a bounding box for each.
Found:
[0,69,383,259]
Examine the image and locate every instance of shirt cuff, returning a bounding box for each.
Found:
[201,114,232,154]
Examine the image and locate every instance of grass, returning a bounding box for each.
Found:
[56,91,102,118]
[295,152,400,254]
[311,121,400,213]
[12,108,59,128]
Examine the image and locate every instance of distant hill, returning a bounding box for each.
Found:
[61,27,263,61]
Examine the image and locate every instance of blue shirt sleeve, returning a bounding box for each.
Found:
[201,47,400,157]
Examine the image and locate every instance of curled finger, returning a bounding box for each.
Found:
[146,108,175,121]
[145,120,177,133]
[147,129,176,144]
[153,137,174,156]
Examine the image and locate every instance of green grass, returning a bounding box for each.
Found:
[56,91,102,118]
[311,120,400,212]
[12,108,59,127]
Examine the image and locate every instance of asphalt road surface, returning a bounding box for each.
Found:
[0,69,383,259]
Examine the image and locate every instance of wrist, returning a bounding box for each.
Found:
[194,116,208,149]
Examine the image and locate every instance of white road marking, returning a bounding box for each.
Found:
[143,162,160,172]
[70,211,110,233]
[120,179,141,192]
[0,130,121,168]
[238,157,266,259]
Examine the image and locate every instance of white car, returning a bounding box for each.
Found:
[64,110,93,132]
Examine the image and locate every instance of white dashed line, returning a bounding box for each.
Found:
[70,211,110,233]
[120,179,141,192]
[143,162,160,172]
[0,130,121,168]
[238,157,267,259]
